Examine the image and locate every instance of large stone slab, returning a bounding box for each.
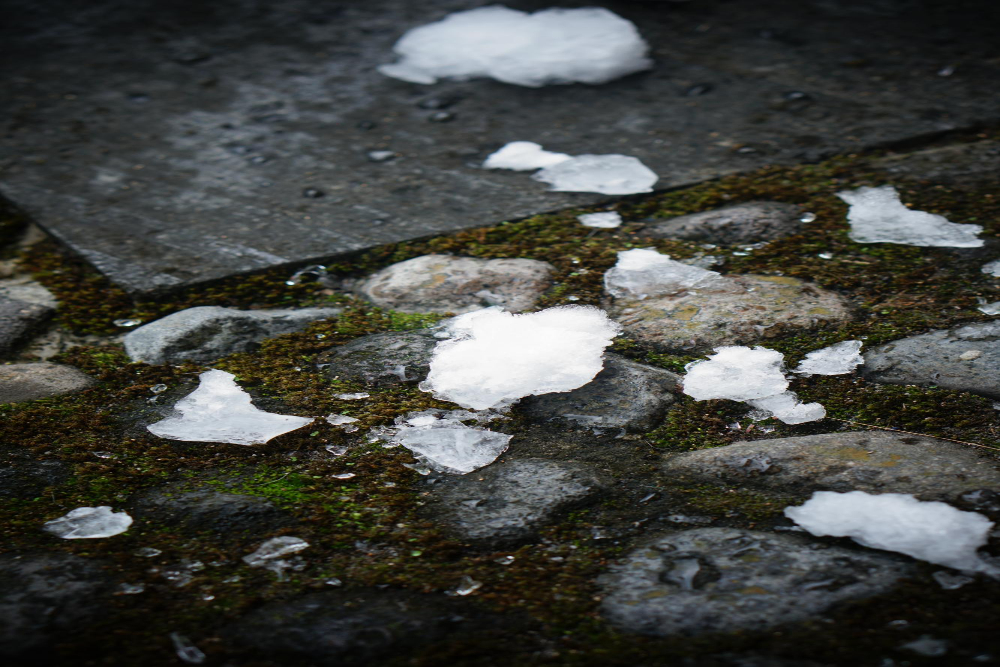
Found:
[1,0,998,294]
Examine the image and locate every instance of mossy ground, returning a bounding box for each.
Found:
[4,136,1000,666]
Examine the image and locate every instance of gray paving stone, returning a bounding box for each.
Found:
[643,201,804,245]
[0,460,71,499]
[871,140,1000,187]
[1,0,997,294]
[317,329,438,388]
[0,297,52,357]
[0,363,94,404]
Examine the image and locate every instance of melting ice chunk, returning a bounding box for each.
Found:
[43,506,132,539]
[979,301,1000,316]
[982,259,1000,277]
[378,6,651,88]
[837,185,983,248]
[785,491,997,573]
[148,369,312,445]
[390,411,511,474]
[578,211,623,229]
[422,306,621,410]
[794,340,864,375]
[604,248,726,299]
[533,154,658,195]
[243,536,310,568]
[747,392,826,425]
[483,141,571,170]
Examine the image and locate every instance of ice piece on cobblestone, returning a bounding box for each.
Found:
[979,301,1000,316]
[422,306,620,410]
[243,536,310,567]
[483,141,570,170]
[578,212,623,229]
[794,340,864,375]
[604,248,725,299]
[982,259,1000,277]
[43,506,132,539]
[682,346,789,402]
[747,391,826,424]
[326,414,360,432]
[148,370,311,445]
[837,185,983,247]
[335,392,369,400]
[378,6,651,88]
[390,411,511,474]
[534,154,657,195]
[786,491,997,573]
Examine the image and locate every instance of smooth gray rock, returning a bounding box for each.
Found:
[356,255,554,314]
[609,275,851,353]
[0,460,71,499]
[2,0,998,294]
[124,305,342,364]
[519,353,679,432]
[432,458,605,545]
[644,201,803,245]
[0,552,111,657]
[317,329,438,387]
[599,527,913,637]
[0,363,94,403]
[661,431,1000,501]
[223,589,462,664]
[862,322,1000,399]
[0,296,52,357]
[871,140,1000,187]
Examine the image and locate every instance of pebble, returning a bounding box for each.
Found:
[0,363,94,404]
[123,305,343,364]
[609,275,851,353]
[316,329,438,387]
[355,255,554,314]
[519,353,680,432]
[643,201,804,245]
[862,322,1000,399]
[0,296,53,357]
[661,431,1000,502]
[599,527,913,636]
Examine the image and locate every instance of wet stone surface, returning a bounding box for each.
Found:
[0,459,70,500]
[661,431,1000,502]
[0,296,53,357]
[862,322,1000,399]
[0,363,94,404]
[643,201,804,245]
[317,329,438,387]
[599,527,914,637]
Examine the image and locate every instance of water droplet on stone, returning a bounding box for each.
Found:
[249,155,268,164]
[937,65,956,77]
[93,451,114,459]
[367,150,396,162]
[684,83,713,97]
[800,211,817,223]
[445,575,482,596]
[151,384,168,394]
[783,90,810,101]
[315,333,327,339]
[428,111,455,123]
[114,318,142,328]
[818,252,834,260]
[325,444,348,456]
[566,295,580,302]
[325,577,343,586]
[302,187,324,198]
[495,555,515,566]
[135,547,162,558]
[117,582,145,594]
[332,472,356,480]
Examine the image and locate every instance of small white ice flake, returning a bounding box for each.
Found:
[785,491,998,573]
[378,6,651,88]
[837,185,983,248]
[979,301,1000,316]
[147,369,312,445]
[43,506,132,539]
[243,536,310,567]
[422,305,620,410]
[578,211,622,229]
[604,248,726,299]
[981,259,1000,277]
[533,154,658,195]
[794,340,864,376]
[483,141,571,170]
[391,411,511,474]
[335,392,370,400]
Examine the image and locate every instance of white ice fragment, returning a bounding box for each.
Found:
[483,141,571,170]
[43,506,132,539]
[533,154,658,195]
[378,6,651,88]
[578,211,623,229]
[982,259,1000,277]
[604,248,726,299]
[169,632,206,665]
[148,370,312,446]
[445,574,483,596]
[794,340,864,375]
[391,411,511,474]
[785,491,997,573]
[837,185,983,248]
[243,536,310,568]
[747,391,826,425]
[979,301,1000,316]
[422,305,620,410]
[682,346,789,402]
[326,414,359,426]
[335,392,370,400]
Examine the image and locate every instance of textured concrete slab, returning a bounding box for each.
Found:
[1,0,998,294]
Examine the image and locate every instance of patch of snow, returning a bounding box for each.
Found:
[785,491,997,573]
[148,369,312,445]
[483,141,571,170]
[421,305,620,410]
[794,340,864,375]
[378,6,651,88]
[388,410,511,474]
[604,248,726,299]
[981,259,1000,277]
[578,211,623,229]
[533,154,658,195]
[979,301,1000,316]
[43,506,132,539]
[837,185,983,248]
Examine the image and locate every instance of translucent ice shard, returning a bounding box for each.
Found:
[604,248,726,299]
[483,141,571,170]
[378,6,652,88]
[148,369,312,445]
[981,259,1000,277]
[390,411,511,474]
[794,340,864,375]
[786,491,998,573]
[747,391,826,424]
[837,185,983,248]
[243,536,310,567]
[533,154,658,195]
[578,211,623,229]
[979,301,1000,316]
[43,506,132,539]
[422,305,621,410]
